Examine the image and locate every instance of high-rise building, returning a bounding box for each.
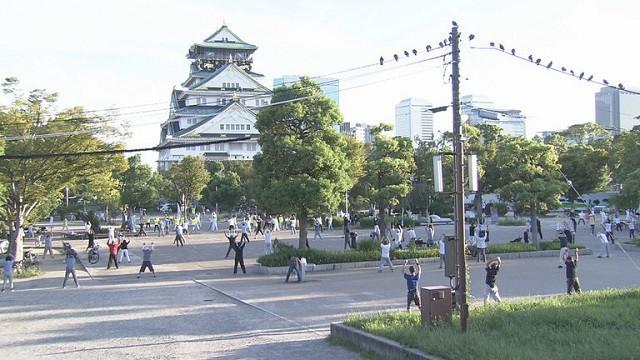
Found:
[595,87,640,134]
[394,98,434,145]
[339,122,373,143]
[157,25,272,170]
[273,75,339,107]
[461,94,527,138]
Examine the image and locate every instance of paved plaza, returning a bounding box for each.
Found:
[1,218,639,359]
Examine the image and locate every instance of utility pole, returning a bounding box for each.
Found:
[450,23,469,332]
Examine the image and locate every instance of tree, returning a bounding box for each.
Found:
[610,129,640,208]
[119,155,162,224]
[253,77,360,248]
[165,155,210,221]
[358,124,415,239]
[493,137,566,248]
[411,139,453,216]
[203,162,242,212]
[0,78,126,261]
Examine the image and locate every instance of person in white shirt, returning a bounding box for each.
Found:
[394,226,403,249]
[228,215,236,230]
[264,228,273,255]
[403,227,416,248]
[438,235,446,269]
[378,239,394,272]
[476,228,488,263]
[597,232,610,258]
[614,215,622,232]
[604,220,614,244]
[240,218,250,242]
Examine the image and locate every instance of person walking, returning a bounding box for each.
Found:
[264,228,273,255]
[43,231,54,259]
[327,215,333,231]
[403,259,421,312]
[62,246,83,288]
[476,227,488,263]
[484,257,502,304]
[343,215,351,250]
[232,238,247,274]
[378,239,394,272]
[2,255,15,293]
[106,237,121,269]
[536,218,543,240]
[563,249,581,295]
[137,242,156,278]
[285,256,302,283]
[313,216,324,241]
[118,235,131,263]
[290,215,297,235]
[597,232,610,258]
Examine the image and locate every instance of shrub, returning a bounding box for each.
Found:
[539,240,583,250]
[487,243,536,253]
[358,217,373,228]
[357,238,380,251]
[497,218,526,226]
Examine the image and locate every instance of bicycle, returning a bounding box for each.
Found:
[88,244,100,264]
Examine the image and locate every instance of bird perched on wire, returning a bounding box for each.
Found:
[452,20,458,27]
[379,56,384,65]
[535,59,541,65]
[426,45,432,51]
[603,79,609,85]
[439,41,444,48]
[490,42,495,47]
[511,49,516,55]
[468,34,475,41]
[499,44,505,51]
[393,54,399,62]
[404,50,410,57]
[561,67,566,72]
[619,83,625,90]
[546,61,553,69]
[587,75,593,81]
[528,55,534,61]
[412,49,417,56]
[579,72,584,80]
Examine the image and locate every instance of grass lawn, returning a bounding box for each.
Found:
[625,238,640,246]
[344,288,640,360]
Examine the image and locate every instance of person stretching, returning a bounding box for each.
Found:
[402,259,421,312]
[138,242,156,278]
[225,229,238,258]
[232,239,247,274]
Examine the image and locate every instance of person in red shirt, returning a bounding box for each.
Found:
[106,238,121,269]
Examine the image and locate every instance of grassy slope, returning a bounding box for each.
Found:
[345,288,640,360]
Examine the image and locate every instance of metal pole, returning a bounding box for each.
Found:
[451,23,469,332]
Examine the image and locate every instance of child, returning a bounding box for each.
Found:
[2,255,15,292]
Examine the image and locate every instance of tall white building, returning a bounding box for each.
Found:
[157,25,272,170]
[394,98,434,145]
[595,87,640,134]
[340,122,373,143]
[461,95,527,138]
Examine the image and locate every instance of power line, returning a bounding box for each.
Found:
[469,44,640,96]
[0,136,251,160]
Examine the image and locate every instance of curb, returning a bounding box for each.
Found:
[255,248,594,274]
[330,322,442,360]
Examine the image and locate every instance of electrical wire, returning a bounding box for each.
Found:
[0,136,251,160]
[469,45,640,96]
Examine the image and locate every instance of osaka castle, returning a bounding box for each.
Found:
[157,25,272,170]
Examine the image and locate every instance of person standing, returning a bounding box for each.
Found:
[403,259,421,312]
[106,238,121,269]
[290,215,297,235]
[210,212,218,232]
[469,221,476,245]
[137,242,156,278]
[2,255,15,292]
[264,228,273,255]
[597,232,610,258]
[484,257,502,304]
[438,235,446,269]
[536,218,543,240]
[343,215,351,250]
[62,247,83,288]
[589,213,596,235]
[629,219,635,240]
[107,226,115,243]
[604,220,614,244]
[327,215,333,231]
[254,215,264,239]
[118,235,131,263]
[232,239,247,274]
[563,249,581,295]
[224,228,238,258]
[614,214,622,232]
[174,224,186,247]
[372,216,380,241]
[425,224,435,247]
[43,231,54,259]
[239,218,250,243]
[476,228,488,263]
[378,239,394,272]
[285,256,302,282]
[86,226,95,250]
[62,218,69,231]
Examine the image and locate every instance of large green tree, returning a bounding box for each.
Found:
[165,155,210,221]
[493,137,566,248]
[253,77,360,248]
[610,129,640,208]
[119,155,162,223]
[411,139,453,216]
[203,161,243,212]
[0,78,126,260]
[358,124,415,238]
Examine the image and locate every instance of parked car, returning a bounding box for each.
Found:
[428,215,454,225]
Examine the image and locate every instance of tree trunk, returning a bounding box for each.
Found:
[530,200,540,250]
[10,219,25,263]
[473,190,483,222]
[299,209,308,249]
[379,206,388,241]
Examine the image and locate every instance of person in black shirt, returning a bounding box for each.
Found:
[536,218,543,240]
[232,239,247,274]
[224,230,238,259]
[484,257,502,304]
[563,249,581,295]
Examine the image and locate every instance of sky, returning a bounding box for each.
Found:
[1,0,639,167]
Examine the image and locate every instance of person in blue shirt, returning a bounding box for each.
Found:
[403,259,421,312]
[2,255,15,292]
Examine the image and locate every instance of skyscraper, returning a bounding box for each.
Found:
[273,75,339,107]
[595,87,640,134]
[461,94,527,138]
[394,98,434,145]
